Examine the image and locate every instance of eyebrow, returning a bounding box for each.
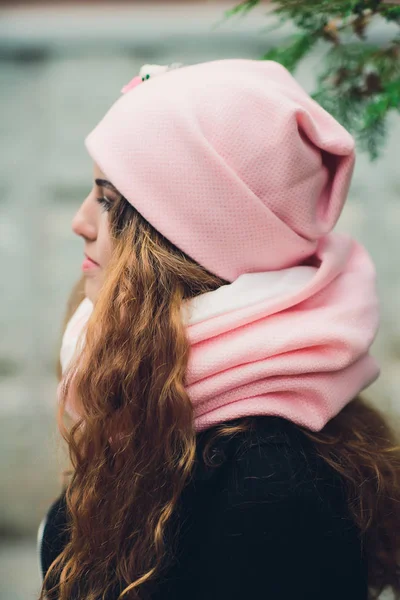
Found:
[95,178,120,195]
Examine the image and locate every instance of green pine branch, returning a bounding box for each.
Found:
[263,33,319,71]
[225,1,261,18]
[228,0,400,160]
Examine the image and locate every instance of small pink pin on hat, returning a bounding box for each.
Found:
[121,63,183,94]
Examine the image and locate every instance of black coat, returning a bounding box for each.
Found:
[39,416,368,599]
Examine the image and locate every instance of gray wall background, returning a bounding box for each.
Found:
[0,3,399,599]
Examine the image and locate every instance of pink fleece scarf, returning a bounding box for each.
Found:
[60,232,379,433]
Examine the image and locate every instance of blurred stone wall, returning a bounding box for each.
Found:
[0,2,399,538]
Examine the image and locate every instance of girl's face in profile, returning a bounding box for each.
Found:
[72,162,117,302]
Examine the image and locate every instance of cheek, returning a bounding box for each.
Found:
[97,215,113,267]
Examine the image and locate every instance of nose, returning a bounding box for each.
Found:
[72,195,97,241]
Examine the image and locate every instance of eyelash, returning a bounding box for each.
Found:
[96,195,112,212]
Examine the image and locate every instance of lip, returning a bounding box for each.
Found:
[82,254,100,271]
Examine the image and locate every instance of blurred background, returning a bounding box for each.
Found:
[0,1,399,599]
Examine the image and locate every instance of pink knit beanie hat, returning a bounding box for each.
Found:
[85,59,355,281]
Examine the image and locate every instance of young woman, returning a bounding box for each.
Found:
[38,59,400,600]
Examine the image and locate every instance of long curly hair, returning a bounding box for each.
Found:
[41,193,400,600]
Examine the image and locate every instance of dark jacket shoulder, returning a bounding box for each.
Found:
[157,416,368,600]
[194,415,344,503]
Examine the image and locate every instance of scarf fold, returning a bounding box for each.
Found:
[60,232,379,433]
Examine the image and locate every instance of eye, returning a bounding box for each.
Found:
[96,195,112,212]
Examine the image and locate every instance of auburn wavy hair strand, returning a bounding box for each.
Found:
[40,194,400,600]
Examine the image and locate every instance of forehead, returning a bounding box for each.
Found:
[93,162,107,180]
